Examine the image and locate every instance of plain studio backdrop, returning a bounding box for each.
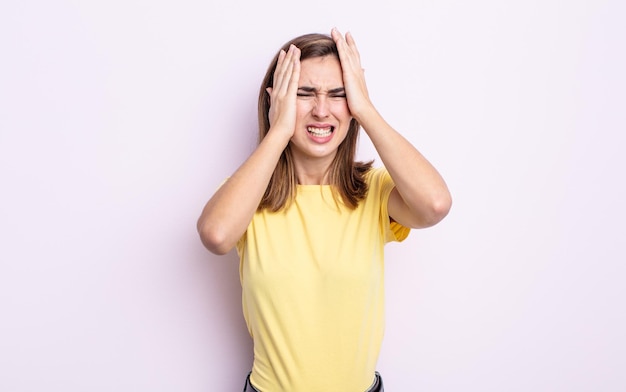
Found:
[1,0,624,391]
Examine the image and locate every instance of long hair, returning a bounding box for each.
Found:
[257,33,373,212]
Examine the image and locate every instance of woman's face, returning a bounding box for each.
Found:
[290,55,352,165]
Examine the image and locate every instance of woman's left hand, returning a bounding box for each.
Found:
[330,28,375,121]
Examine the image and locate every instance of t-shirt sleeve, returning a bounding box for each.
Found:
[371,167,411,243]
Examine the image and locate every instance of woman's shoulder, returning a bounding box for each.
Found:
[364,166,390,185]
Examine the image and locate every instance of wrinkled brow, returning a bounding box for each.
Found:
[298,86,345,94]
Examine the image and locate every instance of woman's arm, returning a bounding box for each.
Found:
[197,45,301,254]
[358,110,452,229]
[331,29,452,229]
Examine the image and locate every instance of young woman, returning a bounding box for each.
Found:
[197,28,452,392]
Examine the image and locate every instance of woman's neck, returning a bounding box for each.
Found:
[293,160,332,185]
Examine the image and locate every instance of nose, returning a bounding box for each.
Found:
[312,96,329,118]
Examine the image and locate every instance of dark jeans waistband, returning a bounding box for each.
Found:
[243,371,384,392]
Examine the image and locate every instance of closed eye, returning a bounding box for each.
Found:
[298,87,316,97]
[328,87,346,99]
[298,86,346,99]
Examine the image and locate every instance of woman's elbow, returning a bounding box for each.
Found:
[430,194,452,224]
[197,219,235,255]
[415,193,452,228]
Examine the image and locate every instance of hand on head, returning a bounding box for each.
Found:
[330,28,373,121]
[266,44,301,138]
[265,29,374,139]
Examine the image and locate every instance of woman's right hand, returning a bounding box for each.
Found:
[266,44,301,139]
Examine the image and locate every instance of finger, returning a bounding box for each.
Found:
[331,28,351,64]
[345,31,361,59]
[276,49,286,68]
[331,28,349,54]
[332,28,360,69]
[331,27,347,41]
[330,27,342,42]
[276,45,297,95]
[272,49,287,90]
[287,47,301,93]
[273,46,294,94]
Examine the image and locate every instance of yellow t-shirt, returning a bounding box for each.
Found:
[236,167,410,391]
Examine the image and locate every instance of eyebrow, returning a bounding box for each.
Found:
[298,86,346,94]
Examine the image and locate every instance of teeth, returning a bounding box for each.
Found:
[307,127,332,137]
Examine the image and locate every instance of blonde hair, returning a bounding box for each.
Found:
[257,33,373,212]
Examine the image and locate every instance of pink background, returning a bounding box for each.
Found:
[1,0,625,390]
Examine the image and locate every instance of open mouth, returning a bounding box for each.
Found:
[307,126,334,137]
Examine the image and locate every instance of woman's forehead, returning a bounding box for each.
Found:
[299,56,343,87]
